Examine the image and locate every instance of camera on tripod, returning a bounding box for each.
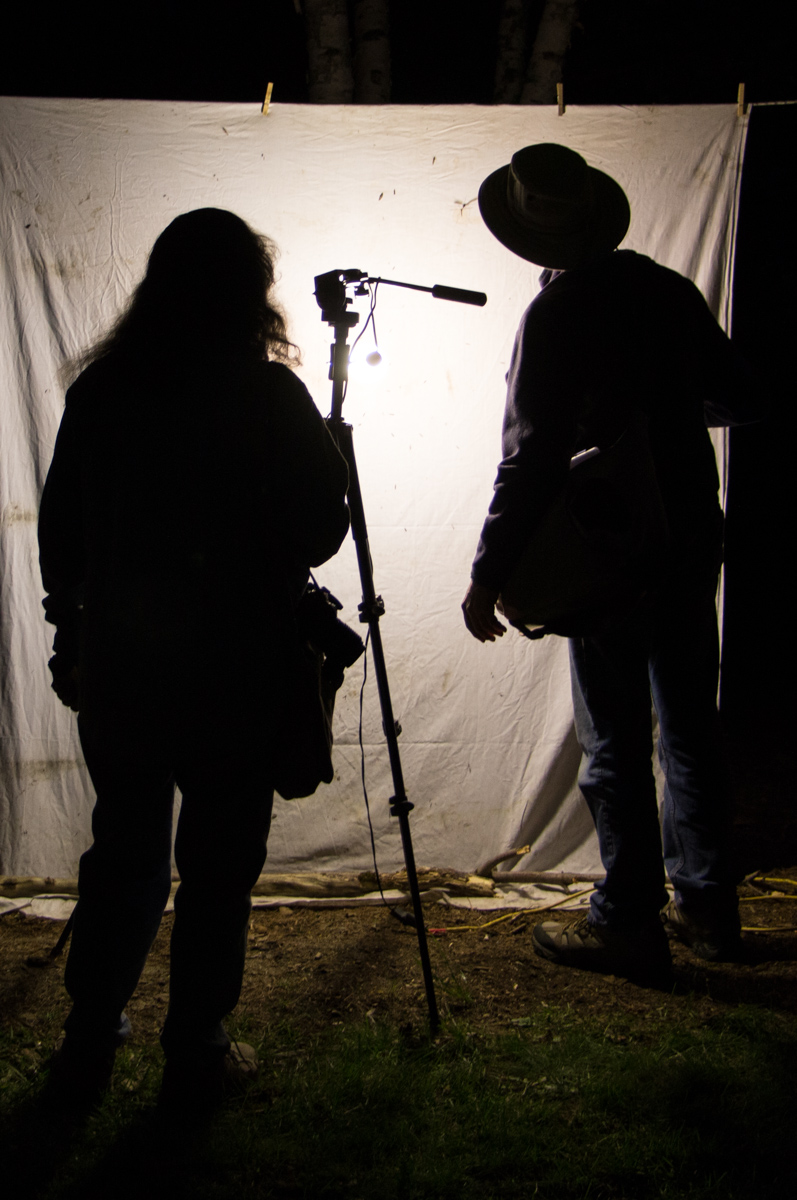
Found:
[296,582,365,691]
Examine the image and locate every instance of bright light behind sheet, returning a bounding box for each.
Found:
[0,99,746,878]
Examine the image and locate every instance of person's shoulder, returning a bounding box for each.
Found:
[248,359,324,421]
[261,358,307,386]
[63,356,120,411]
[576,251,710,326]
[251,359,312,398]
[614,250,703,300]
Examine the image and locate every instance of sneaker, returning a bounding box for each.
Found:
[159,1040,260,1111]
[44,1034,115,1107]
[532,915,672,985]
[661,899,742,962]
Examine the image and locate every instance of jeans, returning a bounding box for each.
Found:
[63,677,274,1063]
[569,559,736,932]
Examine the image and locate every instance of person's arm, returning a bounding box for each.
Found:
[671,274,761,428]
[266,366,350,569]
[465,294,579,639]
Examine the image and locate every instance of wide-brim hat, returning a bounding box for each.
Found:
[478,143,631,270]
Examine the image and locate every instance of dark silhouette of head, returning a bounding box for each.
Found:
[71,208,297,376]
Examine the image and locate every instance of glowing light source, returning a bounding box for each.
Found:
[348,343,387,388]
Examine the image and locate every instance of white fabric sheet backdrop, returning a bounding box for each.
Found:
[0,99,746,879]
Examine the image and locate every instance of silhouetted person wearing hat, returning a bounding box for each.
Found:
[38,209,349,1104]
[463,144,753,983]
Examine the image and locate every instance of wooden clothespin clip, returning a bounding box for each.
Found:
[557,82,565,116]
[262,82,274,115]
[737,83,746,117]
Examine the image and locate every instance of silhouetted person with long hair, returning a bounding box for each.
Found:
[38,208,349,1105]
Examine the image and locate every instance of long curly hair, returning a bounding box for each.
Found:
[65,208,299,380]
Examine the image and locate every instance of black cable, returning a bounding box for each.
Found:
[358,629,382,888]
[358,629,414,927]
[349,280,380,361]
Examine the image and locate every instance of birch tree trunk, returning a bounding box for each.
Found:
[493,0,530,103]
[304,0,354,103]
[521,0,579,104]
[353,0,391,102]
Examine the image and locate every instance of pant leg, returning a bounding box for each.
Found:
[569,612,668,931]
[160,754,274,1064]
[648,581,737,919]
[64,708,176,1054]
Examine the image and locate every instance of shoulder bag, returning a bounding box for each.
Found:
[499,411,670,639]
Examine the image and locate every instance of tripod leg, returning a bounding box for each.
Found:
[329,418,439,1034]
[392,800,440,1032]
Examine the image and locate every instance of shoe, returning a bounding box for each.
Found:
[159,1040,260,1111]
[532,915,672,985]
[661,899,742,962]
[44,1034,115,1107]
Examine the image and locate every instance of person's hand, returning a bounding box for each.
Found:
[462,581,506,643]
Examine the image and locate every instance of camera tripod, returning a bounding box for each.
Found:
[315,270,486,1034]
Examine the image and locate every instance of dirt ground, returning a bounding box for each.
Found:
[2,873,797,1059]
[4,683,795,1054]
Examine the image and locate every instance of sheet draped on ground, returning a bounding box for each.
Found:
[0,885,597,921]
[0,99,746,880]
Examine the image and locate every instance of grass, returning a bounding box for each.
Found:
[1,1004,796,1199]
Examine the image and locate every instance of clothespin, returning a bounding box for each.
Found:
[557,82,565,116]
[737,83,746,117]
[262,82,273,115]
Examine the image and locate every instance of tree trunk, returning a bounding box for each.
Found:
[493,0,530,103]
[304,0,354,103]
[521,0,579,104]
[353,0,391,102]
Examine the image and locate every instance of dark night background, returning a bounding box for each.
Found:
[5,0,796,862]
[3,1,796,106]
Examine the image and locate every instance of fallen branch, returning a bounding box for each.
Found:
[2,868,497,902]
[356,868,495,897]
[0,877,78,898]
